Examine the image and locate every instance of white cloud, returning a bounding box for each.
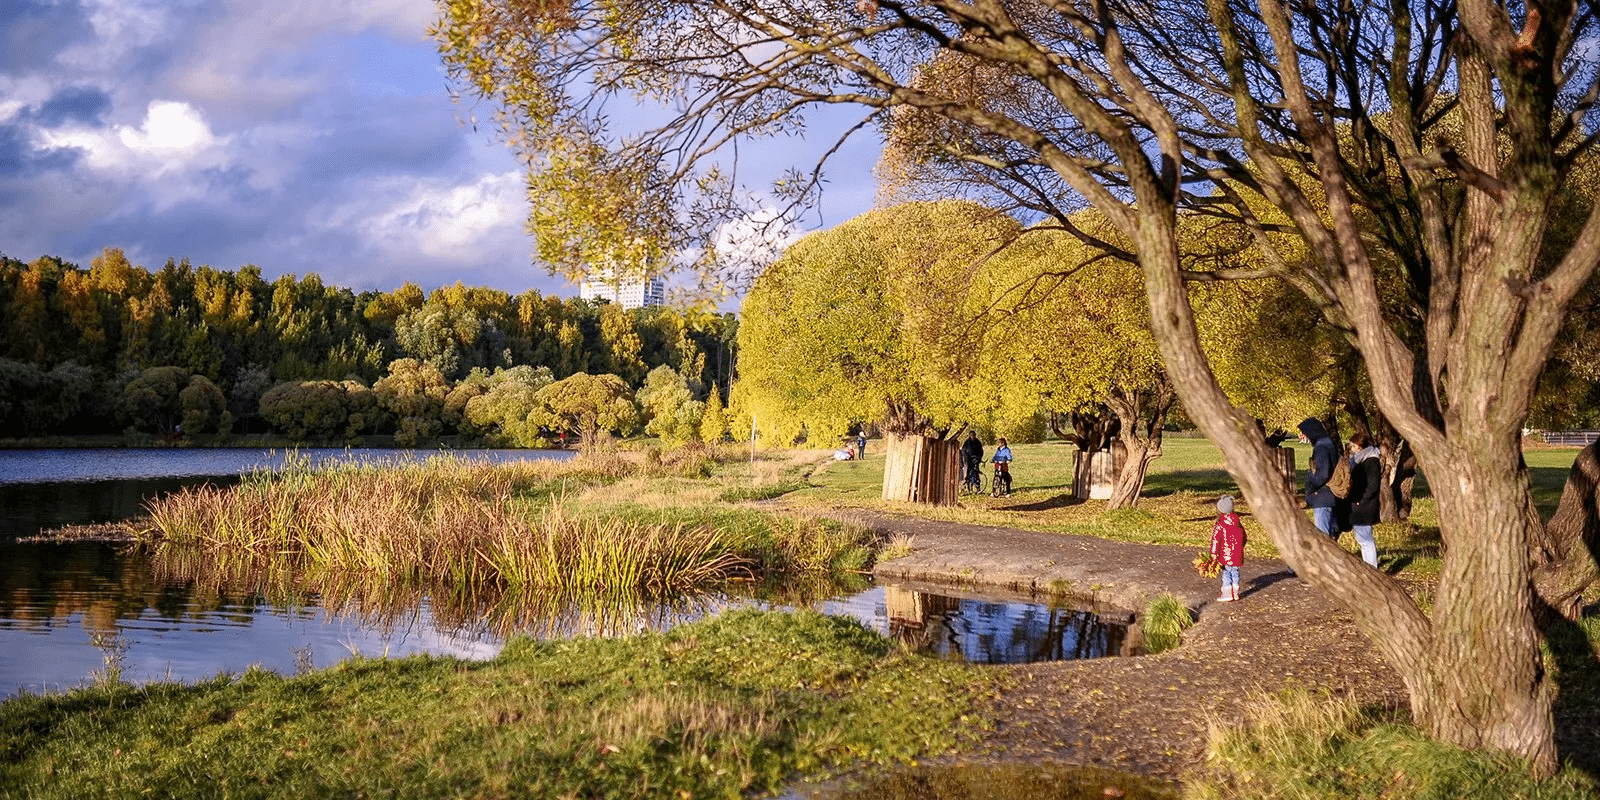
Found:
[118,101,218,153]
[361,171,529,259]
[38,100,226,178]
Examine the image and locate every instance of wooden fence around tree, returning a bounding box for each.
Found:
[882,433,961,506]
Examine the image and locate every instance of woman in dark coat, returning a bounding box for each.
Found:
[1345,434,1382,567]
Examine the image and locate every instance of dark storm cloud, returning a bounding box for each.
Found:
[0,0,94,75]
[0,123,82,176]
[36,86,112,127]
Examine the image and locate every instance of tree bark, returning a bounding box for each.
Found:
[1530,440,1600,619]
[1102,381,1174,509]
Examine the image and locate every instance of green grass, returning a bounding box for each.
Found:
[793,438,1589,586]
[0,610,1002,800]
[1142,593,1194,655]
[1187,689,1600,800]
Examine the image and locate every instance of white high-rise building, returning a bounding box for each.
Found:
[578,270,666,309]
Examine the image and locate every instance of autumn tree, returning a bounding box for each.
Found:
[738,200,1030,503]
[530,372,640,452]
[438,0,1600,770]
[637,365,705,445]
[463,365,557,446]
[374,358,450,446]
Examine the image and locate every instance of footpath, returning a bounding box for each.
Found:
[822,510,1408,783]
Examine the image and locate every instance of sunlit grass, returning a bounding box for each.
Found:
[0,611,1003,800]
[1187,689,1600,799]
[792,437,1585,585]
[139,449,874,604]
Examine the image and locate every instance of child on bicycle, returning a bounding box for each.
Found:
[991,437,1013,496]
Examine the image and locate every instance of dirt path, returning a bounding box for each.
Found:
[822,511,1408,784]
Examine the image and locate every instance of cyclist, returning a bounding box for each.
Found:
[960,431,984,492]
[991,437,1013,496]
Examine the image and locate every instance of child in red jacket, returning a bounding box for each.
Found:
[1211,495,1246,602]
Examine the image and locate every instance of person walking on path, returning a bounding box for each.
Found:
[1297,417,1340,538]
[1211,495,1247,602]
[1345,434,1382,567]
[991,437,1013,496]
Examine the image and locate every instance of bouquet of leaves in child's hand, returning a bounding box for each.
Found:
[1193,550,1222,578]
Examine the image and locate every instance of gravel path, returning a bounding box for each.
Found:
[828,510,1409,784]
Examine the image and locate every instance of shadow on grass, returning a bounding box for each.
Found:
[996,493,1084,512]
[1382,524,1442,576]
[1542,605,1600,780]
[1140,468,1238,498]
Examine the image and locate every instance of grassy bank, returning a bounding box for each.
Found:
[0,610,1003,800]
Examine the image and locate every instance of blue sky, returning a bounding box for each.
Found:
[0,0,882,299]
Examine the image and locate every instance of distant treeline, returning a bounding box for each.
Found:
[0,248,736,443]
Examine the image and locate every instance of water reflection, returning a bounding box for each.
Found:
[1,451,1140,697]
[1,542,1139,697]
[827,585,1138,664]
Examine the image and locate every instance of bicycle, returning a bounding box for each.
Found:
[990,461,1012,497]
[961,458,985,494]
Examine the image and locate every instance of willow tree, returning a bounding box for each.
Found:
[438,0,1600,770]
[738,200,1030,504]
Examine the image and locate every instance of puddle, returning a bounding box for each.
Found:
[819,583,1141,664]
[780,762,1179,800]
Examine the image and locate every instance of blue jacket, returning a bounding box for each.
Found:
[991,445,1012,463]
[1298,417,1338,509]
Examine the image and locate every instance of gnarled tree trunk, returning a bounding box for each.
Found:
[1102,380,1175,509]
[1530,440,1600,619]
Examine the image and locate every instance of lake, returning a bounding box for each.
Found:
[0,448,1137,698]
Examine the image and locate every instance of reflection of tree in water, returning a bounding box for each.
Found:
[148,545,864,642]
[883,585,1132,665]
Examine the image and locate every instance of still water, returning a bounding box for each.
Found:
[0,449,1136,698]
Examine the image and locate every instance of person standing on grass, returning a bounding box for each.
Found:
[1297,417,1340,538]
[1211,495,1246,602]
[961,431,984,487]
[1345,434,1382,568]
[857,429,867,459]
[991,437,1013,496]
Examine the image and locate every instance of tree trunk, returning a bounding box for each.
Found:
[1102,381,1174,509]
[1420,452,1554,764]
[881,432,960,505]
[1530,440,1600,619]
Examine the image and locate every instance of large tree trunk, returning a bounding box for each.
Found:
[1133,199,1559,771]
[1530,441,1600,619]
[881,432,960,505]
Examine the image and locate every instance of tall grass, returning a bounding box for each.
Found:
[139,453,869,603]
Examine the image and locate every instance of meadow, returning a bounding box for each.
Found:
[4,436,1597,799]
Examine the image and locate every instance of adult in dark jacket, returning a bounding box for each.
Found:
[1297,417,1340,539]
[1345,434,1382,567]
[960,431,984,487]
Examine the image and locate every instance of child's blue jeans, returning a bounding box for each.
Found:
[1221,565,1239,591]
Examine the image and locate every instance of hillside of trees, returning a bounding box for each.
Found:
[0,247,735,445]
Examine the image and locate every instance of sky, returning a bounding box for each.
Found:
[0,0,883,300]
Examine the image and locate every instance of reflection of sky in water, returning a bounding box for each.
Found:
[1,577,1133,698]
